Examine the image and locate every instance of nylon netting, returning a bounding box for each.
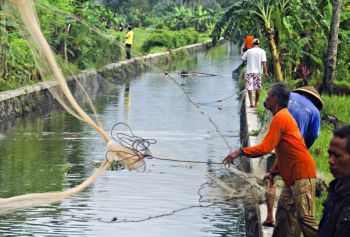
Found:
[0,0,145,214]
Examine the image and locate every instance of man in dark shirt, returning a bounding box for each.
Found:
[318,124,350,237]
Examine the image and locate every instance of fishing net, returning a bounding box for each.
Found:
[0,0,145,214]
[0,0,266,215]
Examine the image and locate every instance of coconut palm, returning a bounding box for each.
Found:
[321,0,343,94]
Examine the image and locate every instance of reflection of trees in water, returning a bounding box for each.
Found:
[0,110,85,197]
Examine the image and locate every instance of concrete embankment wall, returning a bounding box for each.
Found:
[0,39,224,123]
[237,69,273,236]
[236,89,264,237]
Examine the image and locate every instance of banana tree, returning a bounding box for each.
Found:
[275,0,326,84]
[212,0,289,81]
[253,0,284,81]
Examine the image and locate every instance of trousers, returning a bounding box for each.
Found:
[272,178,319,237]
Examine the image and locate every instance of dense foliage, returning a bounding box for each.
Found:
[141,28,198,53]
[212,0,350,91]
[1,0,349,95]
[0,0,222,91]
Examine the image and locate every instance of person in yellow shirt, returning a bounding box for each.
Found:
[125,25,133,59]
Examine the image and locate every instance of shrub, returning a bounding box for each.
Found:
[141,28,199,53]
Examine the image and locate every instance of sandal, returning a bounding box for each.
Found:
[262,220,274,227]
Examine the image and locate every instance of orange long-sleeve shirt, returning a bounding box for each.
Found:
[242,108,316,185]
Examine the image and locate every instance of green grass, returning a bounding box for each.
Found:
[309,123,334,178]
[315,191,327,220]
[322,95,350,123]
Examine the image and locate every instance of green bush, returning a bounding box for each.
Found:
[141,28,199,53]
[141,29,174,52]
[3,37,39,88]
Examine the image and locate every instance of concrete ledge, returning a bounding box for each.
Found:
[243,91,274,237]
[0,39,226,123]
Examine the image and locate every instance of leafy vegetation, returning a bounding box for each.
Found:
[0,0,216,91]
[141,28,198,53]
[212,0,350,91]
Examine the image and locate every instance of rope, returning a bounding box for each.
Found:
[197,89,245,105]
[96,182,263,224]
[106,123,265,193]
[163,72,234,151]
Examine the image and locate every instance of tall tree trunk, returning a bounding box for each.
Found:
[0,2,8,79]
[320,0,342,95]
[265,26,284,82]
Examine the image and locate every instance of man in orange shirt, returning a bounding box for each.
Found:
[223,83,319,237]
[243,35,254,52]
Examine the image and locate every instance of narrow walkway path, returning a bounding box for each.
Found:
[244,91,276,237]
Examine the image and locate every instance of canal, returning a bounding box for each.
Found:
[0,43,246,236]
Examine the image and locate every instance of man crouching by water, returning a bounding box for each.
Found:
[223,83,318,237]
[318,125,350,237]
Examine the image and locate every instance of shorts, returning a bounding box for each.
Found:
[245,73,262,91]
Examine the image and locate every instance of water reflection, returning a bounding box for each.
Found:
[0,43,246,236]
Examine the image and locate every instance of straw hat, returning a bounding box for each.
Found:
[293,86,324,110]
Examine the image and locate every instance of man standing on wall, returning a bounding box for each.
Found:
[223,83,319,237]
[125,25,133,60]
[263,86,324,228]
[241,38,268,108]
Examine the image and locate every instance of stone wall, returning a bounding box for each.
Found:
[0,39,224,123]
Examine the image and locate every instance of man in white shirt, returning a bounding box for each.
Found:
[241,39,268,107]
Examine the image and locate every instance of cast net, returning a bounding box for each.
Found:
[0,0,267,215]
[0,0,146,214]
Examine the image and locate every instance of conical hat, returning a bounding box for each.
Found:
[293,86,324,110]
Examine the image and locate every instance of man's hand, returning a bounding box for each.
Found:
[223,150,240,166]
[263,172,275,184]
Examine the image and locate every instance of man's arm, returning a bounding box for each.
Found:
[305,112,321,148]
[242,116,282,158]
[262,61,268,77]
[242,51,247,61]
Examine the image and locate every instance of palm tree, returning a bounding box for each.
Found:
[211,0,328,82]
